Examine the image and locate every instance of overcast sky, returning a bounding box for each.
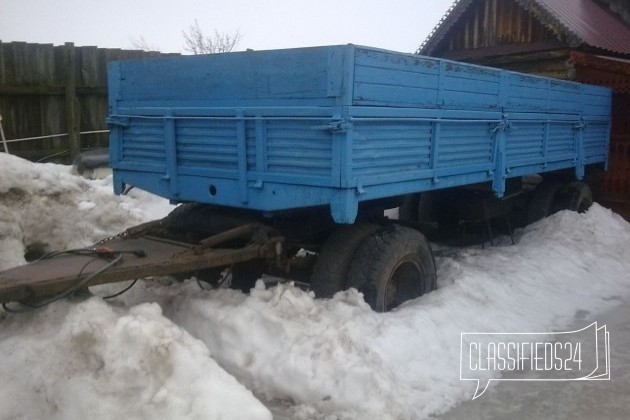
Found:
[1,0,455,54]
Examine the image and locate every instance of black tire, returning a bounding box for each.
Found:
[526,179,563,224]
[398,193,435,223]
[230,261,266,292]
[398,194,421,221]
[161,204,266,290]
[557,182,593,213]
[161,203,255,242]
[310,223,381,298]
[346,225,437,312]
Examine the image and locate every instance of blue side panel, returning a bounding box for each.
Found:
[582,84,613,117]
[505,121,545,164]
[115,47,348,108]
[440,62,502,110]
[176,119,239,171]
[122,119,166,168]
[108,45,612,224]
[504,73,582,113]
[265,119,334,176]
[353,49,440,108]
[583,122,610,164]
[351,121,433,179]
[437,122,494,167]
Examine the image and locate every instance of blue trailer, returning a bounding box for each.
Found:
[108,45,610,225]
[0,45,612,312]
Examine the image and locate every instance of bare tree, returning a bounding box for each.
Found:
[183,20,242,54]
[130,36,160,52]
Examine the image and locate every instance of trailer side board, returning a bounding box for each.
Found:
[108,45,612,223]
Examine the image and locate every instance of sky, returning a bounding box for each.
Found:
[1,0,456,54]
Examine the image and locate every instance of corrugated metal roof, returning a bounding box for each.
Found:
[531,0,630,55]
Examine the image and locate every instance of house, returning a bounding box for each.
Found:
[419,0,630,217]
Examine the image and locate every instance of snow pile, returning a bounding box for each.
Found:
[114,205,630,419]
[0,153,172,270]
[1,154,630,419]
[0,298,271,420]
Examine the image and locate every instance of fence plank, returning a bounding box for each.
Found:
[64,42,80,158]
[0,41,177,162]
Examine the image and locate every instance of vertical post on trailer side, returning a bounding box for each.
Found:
[492,117,508,198]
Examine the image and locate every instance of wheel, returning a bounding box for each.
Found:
[397,193,435,223]
[161,203,256,242]
[398,194,421,221]
[310,223,381,298]
[557,182,593,213]
[161,204,265,290]
[526,179,563,224]
[346,225,437,312]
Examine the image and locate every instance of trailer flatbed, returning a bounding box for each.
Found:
[108,45,612,223]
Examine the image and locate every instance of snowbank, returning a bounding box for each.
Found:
[112,205,630,419]
[0,153,173,270]
[1,154,630,419]
[0,298,271,420]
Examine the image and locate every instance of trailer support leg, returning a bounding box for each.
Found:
[330,190,358,224]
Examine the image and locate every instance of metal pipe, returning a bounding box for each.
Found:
[3,129,109,144]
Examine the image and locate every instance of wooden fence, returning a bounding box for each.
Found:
[0,41,177,162]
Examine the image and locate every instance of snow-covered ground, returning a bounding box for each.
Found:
[0,153,173,271]
[1,153,629,419]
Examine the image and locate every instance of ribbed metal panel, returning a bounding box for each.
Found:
[175,119,238,170]
[546,123,576,156]
[583,123,609,158]
[506,122,545,161]
[121,120,165,164]
[437,123,492,166]
[265,120,332,175]
[352,122,432,177]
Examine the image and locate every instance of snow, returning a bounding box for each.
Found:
[0,153,173,270]
[0,299,271,420]
[1,153,630,419]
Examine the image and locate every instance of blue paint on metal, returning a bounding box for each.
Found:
[163,110,179,197]
[235,110,248,203]
[574,119,586,180]
[108,45,612,223]
[491,116,510,197]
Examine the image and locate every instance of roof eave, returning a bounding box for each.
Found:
[417,0,475,55]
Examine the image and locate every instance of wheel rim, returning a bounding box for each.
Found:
[383,257,424,311]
